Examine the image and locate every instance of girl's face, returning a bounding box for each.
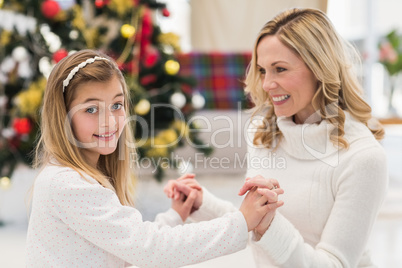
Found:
[68,75,126,167]
[256,35,318,124]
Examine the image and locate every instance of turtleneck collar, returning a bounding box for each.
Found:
[276,111,374,162]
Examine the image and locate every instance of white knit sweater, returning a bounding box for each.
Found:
[189,112,388,268]
[26,164,248,268]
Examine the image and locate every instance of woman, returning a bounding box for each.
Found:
[166,8,388,267]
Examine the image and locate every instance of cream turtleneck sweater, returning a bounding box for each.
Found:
[189,112,388,268]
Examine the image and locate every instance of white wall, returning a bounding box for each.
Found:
[190,0,327,52]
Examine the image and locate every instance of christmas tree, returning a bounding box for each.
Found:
[0,0,211,187]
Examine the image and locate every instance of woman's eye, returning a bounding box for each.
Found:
[111,103,123,110]
[276,67,286,73]
[86,107,98,114]
[258,68,266,75]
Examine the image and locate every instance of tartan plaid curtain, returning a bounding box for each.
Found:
[177,52,252,109]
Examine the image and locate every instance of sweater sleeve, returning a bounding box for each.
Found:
[250,145,388,268]
[154,208,183,227]
[49,172,248,268]
[188,187,238,222]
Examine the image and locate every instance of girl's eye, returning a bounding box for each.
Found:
[258,68,266,75]
[111,103,123,111]
[86,107,98,114]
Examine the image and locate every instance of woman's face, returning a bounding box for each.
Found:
[256,35,318,124]
[68,75,126,167]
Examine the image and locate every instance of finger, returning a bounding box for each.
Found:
[183,190,197,210]
[177,179,202,190]
[174,183,194,197]
[174,188,180,200]
[176,173,196,181]
[264,200,284,210]
[163,180,176,198]
[238,177,274,196]
[273,188,284,196]
[269,178,281,189]
[257,188,279,203]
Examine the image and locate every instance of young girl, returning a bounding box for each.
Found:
[26,49,282,267]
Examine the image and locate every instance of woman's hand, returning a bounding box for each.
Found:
[254,188,284,239]
[239,176,285,236]
[238,176,281,196]
[239,187,283,231]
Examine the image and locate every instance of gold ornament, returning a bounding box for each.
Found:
[165,60,180,75]
[158,32,181,52]
[121,24,136,39]
[0,177,11,190]
[172,120,189,137]
[0,30,11,46]
[16,77,46,118]
[134,99,150,115]
[109,0,133,17]
[159,129,178,145]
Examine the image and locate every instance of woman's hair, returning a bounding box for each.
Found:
[245,8,384,148]
[34,49,136,206]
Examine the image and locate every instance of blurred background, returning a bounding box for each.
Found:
[0,0,401,267]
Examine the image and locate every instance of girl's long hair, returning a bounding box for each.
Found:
[245,8,384,148]
[34,49,135,206]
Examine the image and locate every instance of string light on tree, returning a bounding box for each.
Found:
[134,99,151,115]
[69,30,79,40]
[170,92,186,108]
[191,92,205,110]
[12,46,29,62]
[0,177,11,190]
[55,0,76,10]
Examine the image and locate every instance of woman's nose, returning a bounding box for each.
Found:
[262,75,278,92]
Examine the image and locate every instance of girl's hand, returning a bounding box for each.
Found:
[163,174,203,211]
[171,189,198,222]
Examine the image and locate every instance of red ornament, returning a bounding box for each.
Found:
[143,46,160,67]
[53,49,69,63]
[41,0,61,19]
[140,74,157,85]
[95,0,104,8]
[162,8,170,17]
[13,118,33,135]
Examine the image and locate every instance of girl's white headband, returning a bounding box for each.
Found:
[62,56,110,93]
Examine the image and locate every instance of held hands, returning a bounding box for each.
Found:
[164,173,284,236]
[239,176,284,235]
[164,174,203,221]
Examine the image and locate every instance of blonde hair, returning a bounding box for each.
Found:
[34,49,136,206]
[245,8,384,149]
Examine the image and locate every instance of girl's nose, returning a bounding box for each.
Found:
[100,107,117,128]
